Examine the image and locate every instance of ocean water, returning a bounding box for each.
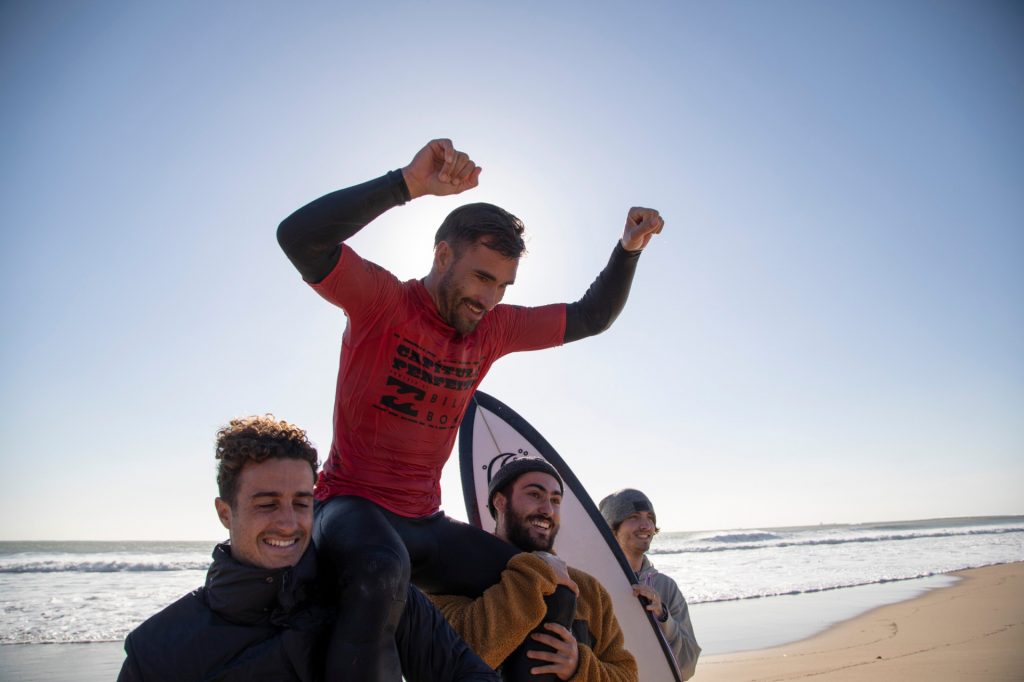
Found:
[1,516,1022,649]
[0,541,210,645]
[649,515,1024,604]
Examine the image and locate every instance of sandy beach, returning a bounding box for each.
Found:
[693,562,1024,681]
[2,562,1021,681]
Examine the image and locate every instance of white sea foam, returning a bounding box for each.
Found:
[652,516,1024,604]
[0,559,212,573]
[697,531,782,544]
[1,517,1022,644]
[0,542,212,644]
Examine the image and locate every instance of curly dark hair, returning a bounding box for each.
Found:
[215,415,319,506]
[434,202,527,259]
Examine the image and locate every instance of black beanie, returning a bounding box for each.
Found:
[486,456,563,519]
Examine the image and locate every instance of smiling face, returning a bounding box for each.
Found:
[214,458,315,570]
[494,471,562,552]
[614,510,657,560]
[433,239,519,335]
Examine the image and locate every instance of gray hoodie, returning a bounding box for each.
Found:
[637,555,701,680]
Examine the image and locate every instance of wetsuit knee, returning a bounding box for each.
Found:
[340,544,411,602]
[326,543,410,654]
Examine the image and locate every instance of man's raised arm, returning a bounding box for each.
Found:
[276,138,481,283]
[563,207,665,343]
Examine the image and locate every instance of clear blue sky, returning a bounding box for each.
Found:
[1,1,1021,540]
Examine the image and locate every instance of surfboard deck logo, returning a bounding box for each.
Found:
[459,391,683,682]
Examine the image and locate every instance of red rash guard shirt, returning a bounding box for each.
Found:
[311,245,566,517]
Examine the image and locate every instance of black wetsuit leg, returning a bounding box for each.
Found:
[385,511,576,681]
[386,511,518,596]
[397,584,499,682]
[315,499,574,681]
[499,585,576,682]
[314,496,410,682]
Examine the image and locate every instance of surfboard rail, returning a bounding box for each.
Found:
[459,390,683,682]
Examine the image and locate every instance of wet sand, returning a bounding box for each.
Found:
[0,641,123,681]
[693,562,1024,681]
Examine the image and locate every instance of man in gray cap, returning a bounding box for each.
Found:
[599,489,701,680]
[432,457,637,681]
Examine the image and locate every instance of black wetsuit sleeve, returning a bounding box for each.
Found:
[563,241,643,343]
[397,585,499,682]
[276,169,411,284]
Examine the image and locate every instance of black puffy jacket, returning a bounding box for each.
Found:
[118,543,497,682]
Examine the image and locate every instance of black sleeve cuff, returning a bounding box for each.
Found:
[387,168,412,204]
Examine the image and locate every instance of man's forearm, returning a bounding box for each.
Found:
[563,242,642,343]
[662,592,701,680]
[277,169,410,283]
[430,554,556,668]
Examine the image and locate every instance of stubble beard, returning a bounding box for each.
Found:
[437,269,481,335]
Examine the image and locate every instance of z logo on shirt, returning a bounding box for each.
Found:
[378,339,480,429]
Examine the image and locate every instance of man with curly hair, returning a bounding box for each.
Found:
[117,415,497,682]
[278,138,665,680]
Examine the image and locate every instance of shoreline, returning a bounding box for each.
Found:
[689,571,961,656]
[692,561,1024,681]
[2,563,1021,681]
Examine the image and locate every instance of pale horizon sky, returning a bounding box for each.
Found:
[1,1,1021,541]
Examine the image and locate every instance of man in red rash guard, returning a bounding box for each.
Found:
[278,139,663,681]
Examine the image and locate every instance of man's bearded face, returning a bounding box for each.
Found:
[502,472,562,552]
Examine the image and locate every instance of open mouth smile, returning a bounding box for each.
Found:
[530,517,553,532]
[263,537,301,548]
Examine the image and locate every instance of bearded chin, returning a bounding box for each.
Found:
[506,507,557,552]
[437,270,479,335]
[451,309,479,336]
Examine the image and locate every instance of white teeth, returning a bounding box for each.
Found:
[264,538,297,548]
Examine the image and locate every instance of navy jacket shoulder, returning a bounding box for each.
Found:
[118,544,328,682]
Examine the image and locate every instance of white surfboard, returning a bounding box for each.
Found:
[459,391,682,682]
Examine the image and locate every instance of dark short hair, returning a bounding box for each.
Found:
[434,203,527,259]
[215,415,319,506]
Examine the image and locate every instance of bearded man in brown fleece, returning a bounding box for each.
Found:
[432,458,637,682]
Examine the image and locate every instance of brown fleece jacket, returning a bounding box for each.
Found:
[431,553,638,682]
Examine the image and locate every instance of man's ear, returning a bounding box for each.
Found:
[214,497,232,531]
[493,491,508,515]
[433,241,454,273]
